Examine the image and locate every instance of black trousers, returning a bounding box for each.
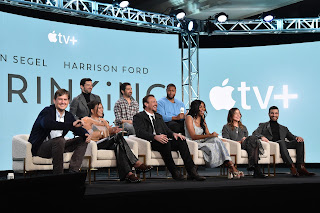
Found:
[151,137,195,175]
[275,139,305,166]
[165,120,185,135]
[242,136,264,169]
[97,133,138,180]
[37,136,88,174]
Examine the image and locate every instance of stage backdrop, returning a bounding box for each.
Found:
[0,11,180,170]
[1,12,320,170]
[199,42,320,163]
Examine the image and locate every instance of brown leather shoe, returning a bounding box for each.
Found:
[135,164,153,174]
[290,164,299,177]
[297,164,316,176]
[125,174,141,183]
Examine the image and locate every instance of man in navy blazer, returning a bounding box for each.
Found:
[29,89,91,174]
[253,106,314,177]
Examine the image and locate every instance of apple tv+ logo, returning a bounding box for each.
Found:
[48,31,77,45]
[209,78,298,110]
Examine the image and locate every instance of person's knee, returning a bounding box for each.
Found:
[52,137,65,152]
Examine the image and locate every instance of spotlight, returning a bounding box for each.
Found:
[170,9,186,20]
[188,20,194,31]
[261,13,274,22]
[177,19,198,33]
[263,14,274,22]
[113,1,130,8]
[215,12,228,23]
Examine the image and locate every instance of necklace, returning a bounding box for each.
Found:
[91,117,103,123]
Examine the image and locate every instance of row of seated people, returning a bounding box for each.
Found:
[28,79,314,184]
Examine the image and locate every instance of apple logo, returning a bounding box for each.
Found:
[48,31,57,43]
[209,78,236,110]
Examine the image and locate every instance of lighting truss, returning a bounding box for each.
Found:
[0,0,182,33]
[181,33,199,109]
[203,17,320,35]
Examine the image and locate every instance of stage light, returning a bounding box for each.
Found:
[263,14,274,22]
[260,13,274,22]
[119,1,129,8]
[177,19,198,33]
[113,1,130,8]
[170,9,186,20]
[215,12,228,23]
[188,20,194,31]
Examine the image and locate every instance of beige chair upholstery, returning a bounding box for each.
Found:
[268,140,303,165]
[12,134,90,173]
[87,137,138,169]
[187,139,231,166]
[129,135,231,178]
[219,137,271,175]
[128,135,189,167]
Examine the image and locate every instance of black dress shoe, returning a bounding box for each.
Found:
[187,167,206,181]
[187,174,206,181]
[253,166,267,178]
[171,171,185,181]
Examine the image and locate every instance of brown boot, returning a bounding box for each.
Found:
[290,164,299,177]
[297,163,315,176]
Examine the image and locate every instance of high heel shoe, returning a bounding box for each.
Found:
[228,171,241,179]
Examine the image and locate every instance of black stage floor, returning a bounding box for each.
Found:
[84,168,320,210]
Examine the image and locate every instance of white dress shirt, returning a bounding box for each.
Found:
[144,110,156,135]
[44,109,65,142]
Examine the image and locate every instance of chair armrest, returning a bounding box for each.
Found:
[260,141,270,156]
[220,137,241,162]
[125,138,138,158]
[128,135,152,159]
[186,139,199,160]
[12,135,32,159]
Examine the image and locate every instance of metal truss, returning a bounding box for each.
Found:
[181,33,199,109]
[203,17,320,35]
[0,0,182,33]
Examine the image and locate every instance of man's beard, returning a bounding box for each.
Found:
[167,95,174,100]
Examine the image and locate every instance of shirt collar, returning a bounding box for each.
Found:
[144,110,155,117]
[56,109,65,119]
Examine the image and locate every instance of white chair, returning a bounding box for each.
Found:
[220,137,271,175]
[129,135,198,178]
[12,134,91,175]
[86,137,138,182]
[187,139,231,166]
[268,140,304,175]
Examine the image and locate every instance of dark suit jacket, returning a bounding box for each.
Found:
[133,111,174,142]
[252,121,297,141]
[69,93,101,119]
[28,104,88,156]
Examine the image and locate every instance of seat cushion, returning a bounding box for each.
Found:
[32,152,73,165]
[97,150,116,160]
[151,151,180,159]
[241,150,268,158]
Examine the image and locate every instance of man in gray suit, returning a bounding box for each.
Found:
[70,78,101,120]
[253,106,314,177]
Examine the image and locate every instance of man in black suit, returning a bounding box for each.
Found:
[70,78,101,120]
[29,89,91,174]
[253,106,314,177]
[133,94,205,181]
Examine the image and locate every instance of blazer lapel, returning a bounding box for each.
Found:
[266,122,273,137]
[79,94,89,115]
